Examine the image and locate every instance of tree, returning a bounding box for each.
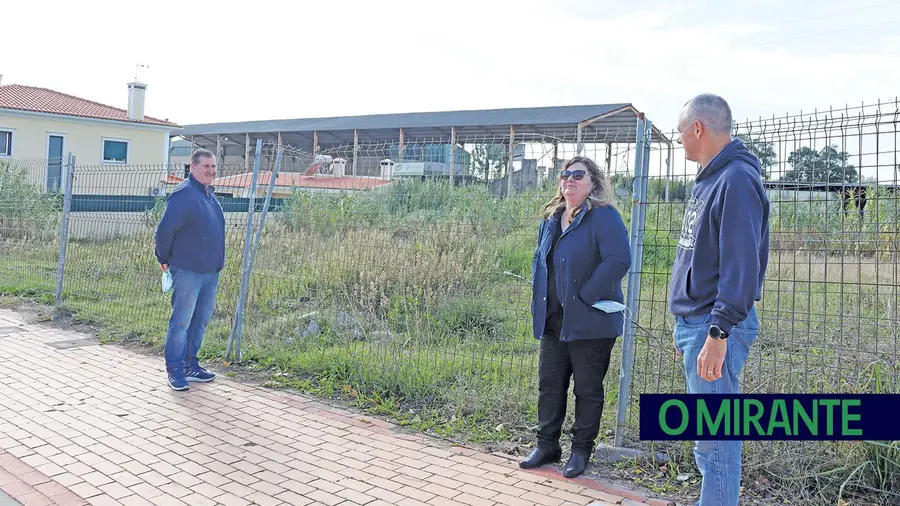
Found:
[735,133,776,181]
[470,144,506,180]
[610,173,631,193]
[783,145,858,184]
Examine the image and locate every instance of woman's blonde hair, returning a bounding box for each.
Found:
[541,156,614,219]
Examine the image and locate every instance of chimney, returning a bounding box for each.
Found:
[127,80,147,121]
[0,75,4,86]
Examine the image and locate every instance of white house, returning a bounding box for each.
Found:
[0,77,180,195]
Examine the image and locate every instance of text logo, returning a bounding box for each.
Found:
[639,394,899,440]
[676,196,703,251]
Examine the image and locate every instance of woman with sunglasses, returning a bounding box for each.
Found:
[520,156,631,478]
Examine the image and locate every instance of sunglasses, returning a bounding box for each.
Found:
[559,169,587,180]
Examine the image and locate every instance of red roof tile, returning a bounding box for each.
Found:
[0,84,180,128]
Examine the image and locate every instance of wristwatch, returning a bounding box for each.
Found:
[709,324,728,340]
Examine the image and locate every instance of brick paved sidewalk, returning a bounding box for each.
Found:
[0,309,673,506]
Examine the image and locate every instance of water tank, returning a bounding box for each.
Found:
[332,157,347,177]
[380,159,394,179]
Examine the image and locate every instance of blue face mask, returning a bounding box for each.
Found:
[592,300,627,313]
[162,271,173,293]
[592,300,630,335]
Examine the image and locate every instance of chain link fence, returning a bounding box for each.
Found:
[1,98,898,505]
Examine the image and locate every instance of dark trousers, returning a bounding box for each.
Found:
[536,315,617,455]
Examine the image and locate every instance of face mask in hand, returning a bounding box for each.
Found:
[162,271,173,293]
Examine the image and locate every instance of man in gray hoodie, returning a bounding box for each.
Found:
[669,93,770,506]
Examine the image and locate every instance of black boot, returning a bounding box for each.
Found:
[519,446,562,469]
[563,451,589,478]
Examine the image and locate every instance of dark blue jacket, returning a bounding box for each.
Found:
[531,204,632,341]
[154,174,226,274]
[668,138,770,334]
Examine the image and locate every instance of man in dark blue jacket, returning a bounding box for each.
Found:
[669,94,770,506]
[154,148,226,391]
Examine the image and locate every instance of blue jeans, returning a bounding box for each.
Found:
[673,306,758,506]
[163,268,220,373]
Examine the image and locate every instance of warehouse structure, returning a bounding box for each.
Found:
[170,103,670,194]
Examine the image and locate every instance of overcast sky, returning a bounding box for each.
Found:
[3,0,899,134]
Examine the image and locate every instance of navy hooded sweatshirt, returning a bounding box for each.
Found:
[154,174,226,274]
[668,137,770,334]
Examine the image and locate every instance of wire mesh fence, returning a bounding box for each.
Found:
[1,98,898,504]
[0,128,652,437]
[44,159,255,350]
[0,158,62,300]
[216,131,651,440]
[623,99,900,505]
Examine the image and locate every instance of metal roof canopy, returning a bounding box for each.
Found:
[172,103,671,154]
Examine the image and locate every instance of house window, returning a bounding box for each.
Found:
[169,146,192,157]
[0,130,12,156]
[102,138,129,163]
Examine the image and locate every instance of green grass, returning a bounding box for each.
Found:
[2,174,900,505]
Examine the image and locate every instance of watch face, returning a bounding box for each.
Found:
[710,326,723,338]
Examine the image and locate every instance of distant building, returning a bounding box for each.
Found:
[170,103,669,191]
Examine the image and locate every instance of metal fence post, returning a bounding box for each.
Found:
[664,142,673,202]
[245,147,283,283]
[226,139,262,362]
[507,126,515,197]
[614,115,652,447]
[227,144,283,363]
[54,153,75,313]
